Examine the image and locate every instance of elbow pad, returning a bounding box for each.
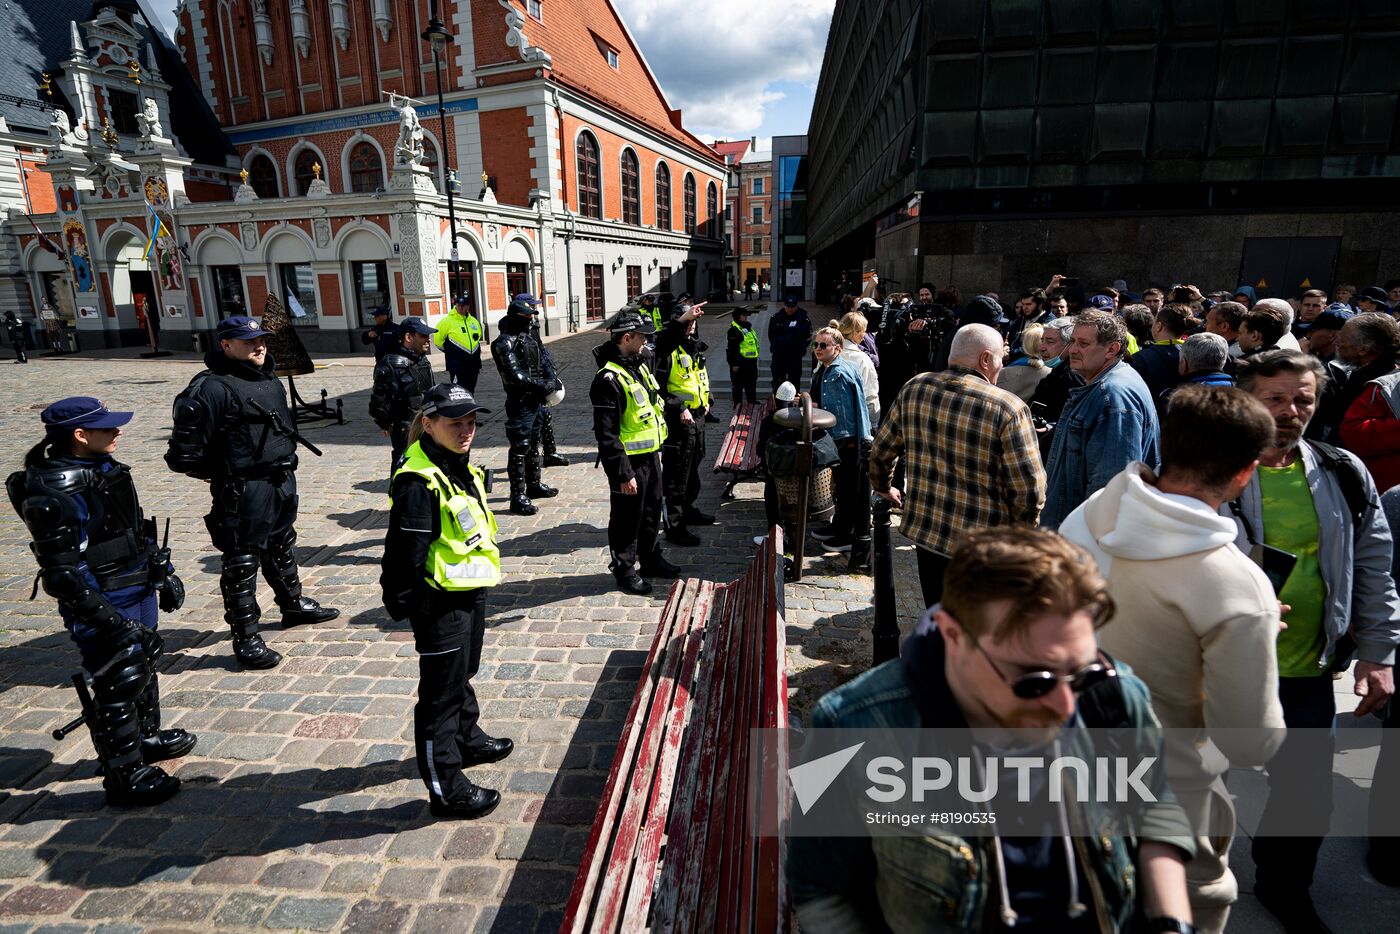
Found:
[166,394,212,478]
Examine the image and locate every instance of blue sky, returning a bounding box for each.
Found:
[145,1,832,145]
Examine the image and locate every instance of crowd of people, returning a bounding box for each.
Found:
[9,269,1400,930]
[786,274,1400,934]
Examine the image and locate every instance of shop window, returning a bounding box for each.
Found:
[211,266,247,319]
[348,141,384,193]
[278,263,318,324]
[352,261,389,325]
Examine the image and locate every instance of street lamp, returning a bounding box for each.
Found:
[422,4,465,317]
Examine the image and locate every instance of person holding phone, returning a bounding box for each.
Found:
[1060,386,1286,933]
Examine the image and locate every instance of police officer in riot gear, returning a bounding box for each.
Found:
[592,311,680,595]
[9,398,194,805]
[529,315,570,468]
[491,293,560,515]
[370,316,438,472]
[381,383,510,820]
[655,296,715,546]
[165,316,339,670]
[433,295,484,393]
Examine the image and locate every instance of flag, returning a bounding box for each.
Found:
[143,200,170,262]
[23,214,65,260]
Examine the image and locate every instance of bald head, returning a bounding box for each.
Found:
[949,323,1006,385]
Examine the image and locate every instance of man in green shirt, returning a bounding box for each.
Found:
[1233,350,1400,932]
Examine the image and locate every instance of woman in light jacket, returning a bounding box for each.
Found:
[834,313,880,425]
[997,323,1052,402]
[811,325,874,570]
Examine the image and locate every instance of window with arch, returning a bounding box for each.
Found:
[683,173,697,235]
[348,141,384,193]
[422,141,442,193]
[576,131,601,218]
[248,154,279,198]
[705,181,718,238]
[655,162,672,229]
[293,149,322,196]
[620,149,640,225]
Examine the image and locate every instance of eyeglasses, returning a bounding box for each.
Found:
[975,642,1116,700]
[812,341,835,349]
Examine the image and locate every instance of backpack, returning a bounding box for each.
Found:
[1306,440,1374,524]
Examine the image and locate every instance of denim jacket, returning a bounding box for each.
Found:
[1042,361,1159,529]
[815,356,872,442]
[788,624,1192,934]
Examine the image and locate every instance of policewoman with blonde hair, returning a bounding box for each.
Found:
[380,383,512,820]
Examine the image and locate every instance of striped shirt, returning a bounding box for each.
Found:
[869,366,1046,556]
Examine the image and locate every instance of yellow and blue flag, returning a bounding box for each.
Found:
[143,200,170,261]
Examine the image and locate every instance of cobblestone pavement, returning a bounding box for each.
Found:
[0,324,917,933]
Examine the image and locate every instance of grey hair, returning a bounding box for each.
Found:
[1071,310,1126,347]
[948,323,1004,364]
[1045,316,1076,341]
[1180,332,1229,373]
[1254,297,1294,328]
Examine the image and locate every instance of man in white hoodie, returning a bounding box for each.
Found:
[1060,385,1286,934]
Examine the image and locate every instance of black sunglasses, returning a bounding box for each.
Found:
[975,643,1116,700]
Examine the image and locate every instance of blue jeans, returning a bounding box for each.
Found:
[1252,674,1337,890]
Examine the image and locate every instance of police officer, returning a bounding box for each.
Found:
[370,316,437,473]
[433,295,484,392]
[639,293,664,335]
[4,310,29,363]
[492,293,560,515]
[361,306,400,362]
[592,311,680,595]
[381,383,510,820]
[165,316,339,670]
[9,398,194,805]
[655,296,715,546]
[727,305,760,405]
[529,314,569,469]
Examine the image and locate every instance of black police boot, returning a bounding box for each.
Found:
[847,538,872,575]
[508,451,537,516]
[222,552,282,669]
[639,552,681,579]
[540,412,570,467]
[610,557,653,595]
[136,677,197,764]
[682,506,716,526]
[262,528,341,627]
[526,451,558,499]
[91,698,180,807]
[665,521,701,547]
[429,784,501,821]
[461,736,514,767]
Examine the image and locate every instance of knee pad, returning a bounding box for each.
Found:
[93,655,152,705]
[266,525,297,556]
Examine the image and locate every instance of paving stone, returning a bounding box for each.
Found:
[212,891,276,926]
[0,852,42,880]
[384,825,450,860]
[322,861,379,895]
[132,891,220,923]
[263,896,349,932]
[258,858,331,890]
[376,865,442,900]
[71,890,145,920]
[191,855,264,885]
[438,865,503,899]
[410,903,478,934]
[0,884,82,915]
[342,898,411,934]
[441,826,498,861]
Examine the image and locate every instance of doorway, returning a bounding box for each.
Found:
[1239,237,1340,301]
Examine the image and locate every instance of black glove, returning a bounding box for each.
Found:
[159,574,185,613]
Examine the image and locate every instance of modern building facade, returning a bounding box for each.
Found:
[807,0,1400,302]
[3,0,726,351]
[771,134,810,301]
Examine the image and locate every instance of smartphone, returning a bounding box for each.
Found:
[1060,277,1080,289]
[1251,543,1298,596]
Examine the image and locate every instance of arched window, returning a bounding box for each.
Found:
[683,173,697,235]
[620,149,640,225]
[705,181,718,239]
[248,154,279,198]
[655,162,672,229]
[422,141,441,193]
[293,149,322,196]
[348,141,384,193]
[576,131,601,218]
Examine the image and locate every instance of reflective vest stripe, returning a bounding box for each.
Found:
[391,443,501,590]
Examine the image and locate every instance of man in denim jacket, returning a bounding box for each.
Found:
[789,528,1195,933]
[1041,311,1159,529]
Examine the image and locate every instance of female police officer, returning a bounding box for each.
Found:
[380,383,511,820]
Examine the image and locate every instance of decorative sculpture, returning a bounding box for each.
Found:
[312,161,322,180]
[389,92,425,166]
[136,98,163,142]
[499,0,553,66]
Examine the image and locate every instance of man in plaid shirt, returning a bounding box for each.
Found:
[869,323,1046,609]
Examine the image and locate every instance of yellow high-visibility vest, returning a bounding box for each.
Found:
[667,347,711,411]
[391,443,501,589]
[602,361,667,454]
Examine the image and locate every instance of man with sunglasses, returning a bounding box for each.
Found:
[790,528,1195,933]
[1061,386,1286,933]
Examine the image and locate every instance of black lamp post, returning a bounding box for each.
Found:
[422,4,464,315]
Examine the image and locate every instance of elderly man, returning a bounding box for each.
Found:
[1041,310,1159,529]
[1298,305,1351,365]
[1062,386,1286,932]
[1252,297,1302,351]
[1232,350,1400,931]
[869,323,1045,608]
[1309,312,1400,443]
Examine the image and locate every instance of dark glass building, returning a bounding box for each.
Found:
[807,0,1400,301]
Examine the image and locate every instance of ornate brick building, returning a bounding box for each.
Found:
[3,0,726,351]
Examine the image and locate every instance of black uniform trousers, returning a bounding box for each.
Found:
[608,453,663,573]
[449,355,482,394]
[732,361,759,405]
[771,354,805,393]
[661,414,705,518]
[829,438,872,544]
[206,471,298,554]
[412,588,489,805]
[504,395,543,451]
[390,426,410,475]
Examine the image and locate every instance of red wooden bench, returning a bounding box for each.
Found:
[562,532,791,933]
[712,400,774,498]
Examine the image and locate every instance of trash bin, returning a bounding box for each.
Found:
[191,332,203,353]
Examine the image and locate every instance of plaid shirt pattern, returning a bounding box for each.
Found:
[869,366,1046,556]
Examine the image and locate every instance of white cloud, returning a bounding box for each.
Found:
[613,0,833,138]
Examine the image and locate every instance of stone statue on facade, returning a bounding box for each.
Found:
[389,92,424,167]
[136,98,164,142]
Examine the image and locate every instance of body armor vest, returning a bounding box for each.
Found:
[204,369,298,476]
